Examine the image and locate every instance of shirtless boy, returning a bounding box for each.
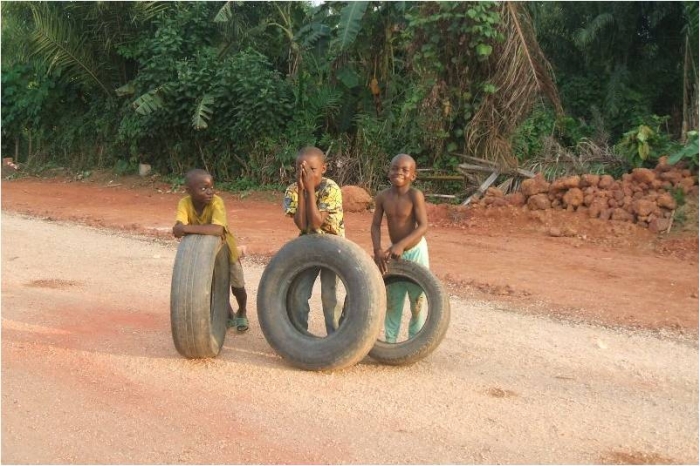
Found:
[371,154,430,343]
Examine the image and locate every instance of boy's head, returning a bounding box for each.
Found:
[296,146,327,189]
[388,154,417,187]
[184,169,214,205]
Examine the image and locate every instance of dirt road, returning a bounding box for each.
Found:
[2,176,698,336]
[2,214,697,464]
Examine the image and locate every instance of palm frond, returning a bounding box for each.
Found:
[333,1,368,52]
[132,92,163,116]
[294,85,342,131]
[132,85,172,115]
[29,4,112,95]
[573,12,614,50]
[130,2,170,23]
[604,64,629,118]
[309,86,342,119]
[215,2,264,58]
[1,2,33,67]
[192,94,215,130]
[466,2,563,167]
[115,82,136,97]
[682,2,699,36]
[295,22,331,48]
[214,1,234,23]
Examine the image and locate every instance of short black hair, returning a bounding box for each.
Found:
[296,146,326,162]
[391,153,417,168]
[184,168,211,187]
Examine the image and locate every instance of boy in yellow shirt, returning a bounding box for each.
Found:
[173,169,249,332]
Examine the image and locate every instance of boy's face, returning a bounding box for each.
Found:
[296,154,326,189]
[388,156,416,187]
[186,174,214,205]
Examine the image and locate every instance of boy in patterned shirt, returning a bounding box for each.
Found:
[173,169,249,332]
[283,147,344,334]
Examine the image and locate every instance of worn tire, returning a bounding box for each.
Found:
[170,235,230,358]
[257,234,386,371]
[369,260,451,366]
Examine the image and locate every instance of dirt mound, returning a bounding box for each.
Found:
[425,203,471,225]
[341,185,373,212]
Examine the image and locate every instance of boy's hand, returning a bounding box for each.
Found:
[374,249,389,274]
[387,244,405,260]
[300,161,315,192]
[173,223,186,238]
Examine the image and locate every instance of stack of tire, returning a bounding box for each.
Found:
[170,234,450,371]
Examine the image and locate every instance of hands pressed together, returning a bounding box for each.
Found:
[296,160,315,193]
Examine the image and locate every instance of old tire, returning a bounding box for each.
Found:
[257,234,386,371]
[369,260,451,366]
[170,234,230,358]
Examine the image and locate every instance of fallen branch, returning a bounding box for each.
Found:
[461,170,500,206]
[666,209,676,234]
[418,175,465,182]
[457,163,535,178]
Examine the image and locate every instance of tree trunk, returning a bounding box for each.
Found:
[681,35,689,142]
[27,130,33,165]
[14,136,19,163]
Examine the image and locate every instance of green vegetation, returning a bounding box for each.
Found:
[1,1,697,193]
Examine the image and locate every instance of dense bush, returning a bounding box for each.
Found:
[1,1,696,194]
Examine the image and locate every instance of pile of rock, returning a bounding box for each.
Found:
[2,157,20,176]
[478,156,697,232]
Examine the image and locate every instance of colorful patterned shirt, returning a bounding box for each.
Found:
[283,177,345,237]
[175,194,239,262]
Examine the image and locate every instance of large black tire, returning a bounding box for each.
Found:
[369,260,451,366]
[257,234,386,371]
[170,235,230,358]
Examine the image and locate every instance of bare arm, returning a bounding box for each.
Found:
[293,191,307,231]
[371,193,389,274]
[304,187,329,231]
[173,221,224,238]
[388,189,428,256]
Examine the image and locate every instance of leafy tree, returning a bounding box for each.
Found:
[2,1,695,192]
[531,1,691,140]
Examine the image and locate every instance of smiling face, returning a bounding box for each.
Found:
[296,152,327,189]
[388,154,417,188]
[185,172,215,207]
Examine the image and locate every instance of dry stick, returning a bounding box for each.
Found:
[425,194,457,199]
[197,142,209,173]
[231,153,248,172]
[666,209,676,234]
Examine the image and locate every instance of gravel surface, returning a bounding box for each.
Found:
[2,214,698,464]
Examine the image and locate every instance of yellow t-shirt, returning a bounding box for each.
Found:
[175,194,239,262]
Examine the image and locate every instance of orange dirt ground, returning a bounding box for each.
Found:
[2,172,698,337]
